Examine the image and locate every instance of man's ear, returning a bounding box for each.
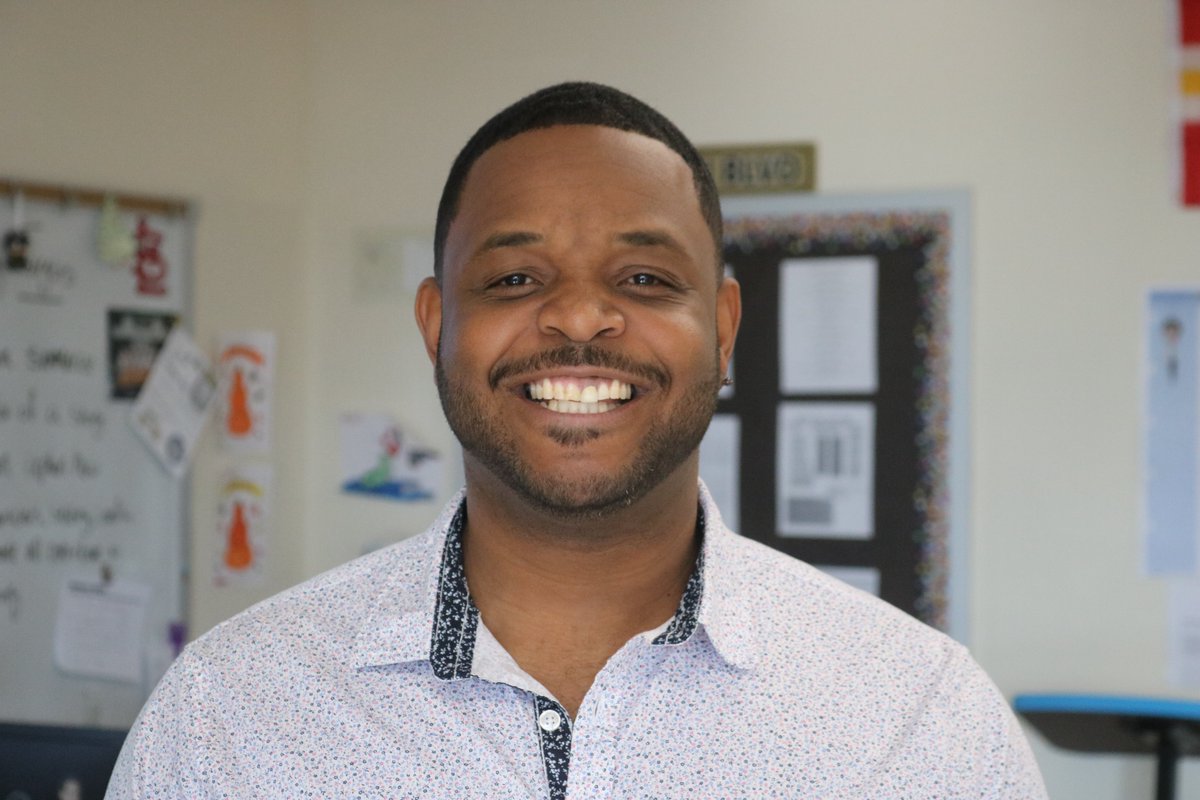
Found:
[414,277,443,365]
[716,276,742,378]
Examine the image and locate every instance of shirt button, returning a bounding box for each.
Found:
[538,709,562,732]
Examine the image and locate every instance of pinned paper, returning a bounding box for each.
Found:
[339,413,441,501]
[97,194,136,267]
[53,579,151,684]
[215,331,275,453]
[779,257,878,395]
[1145,289,1200,575]
[129,328,216,478]
[215,464,272,586]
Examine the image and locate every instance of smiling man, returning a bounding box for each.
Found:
[106,83,1046,799]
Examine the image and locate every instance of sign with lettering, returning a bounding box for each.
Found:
[699,143,817,195]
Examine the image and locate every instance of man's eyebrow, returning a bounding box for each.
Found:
[477,231,543,254]
[616,229,687,255]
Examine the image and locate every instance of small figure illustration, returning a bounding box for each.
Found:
[1163,316,1183,381]
[3,228,28,269]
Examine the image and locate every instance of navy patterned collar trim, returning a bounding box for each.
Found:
[651,505,705,646]
[429,504,478,680]
[429,500,708,679]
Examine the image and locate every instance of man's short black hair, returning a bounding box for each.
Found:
[433,81,722,282]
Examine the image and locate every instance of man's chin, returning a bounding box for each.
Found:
[496,469,647,520]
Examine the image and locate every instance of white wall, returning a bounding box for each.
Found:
[4,1,1199,796]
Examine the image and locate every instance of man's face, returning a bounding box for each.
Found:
[416,125,740,517]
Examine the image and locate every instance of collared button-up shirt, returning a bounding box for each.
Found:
[107,487,1047,799]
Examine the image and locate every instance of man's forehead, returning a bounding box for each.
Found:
[471,125,690,185]
[450,126,699,233]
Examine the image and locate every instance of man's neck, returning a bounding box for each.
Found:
[460,462,702,718]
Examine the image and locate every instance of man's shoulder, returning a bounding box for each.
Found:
[188,525,442,660]
[707,527,959,669]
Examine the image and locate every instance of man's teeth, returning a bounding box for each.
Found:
[527,378,633,413]
[545,399,618,414]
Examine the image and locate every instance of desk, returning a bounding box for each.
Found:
[1015,694,1200,800]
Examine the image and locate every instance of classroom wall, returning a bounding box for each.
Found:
[4,1,1200,797]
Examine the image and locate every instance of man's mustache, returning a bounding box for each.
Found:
[489,345,668,390]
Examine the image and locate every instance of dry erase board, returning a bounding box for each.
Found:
[0,181,191,727]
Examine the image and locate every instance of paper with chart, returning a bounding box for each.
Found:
[776,402,875,538]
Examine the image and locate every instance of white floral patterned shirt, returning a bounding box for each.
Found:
[106,486,1047,799]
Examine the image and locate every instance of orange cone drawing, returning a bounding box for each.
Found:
[227,367,253,436]
[223,501,253,570]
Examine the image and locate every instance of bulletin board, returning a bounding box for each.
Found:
[705,191,970,642]
[0,179,192,727]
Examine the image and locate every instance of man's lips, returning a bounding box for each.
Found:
[489,344,668,391]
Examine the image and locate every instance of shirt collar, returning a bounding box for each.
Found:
[694,481,765,671]
[351,481,763,675]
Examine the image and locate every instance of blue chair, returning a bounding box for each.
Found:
[1015,694,1200,800]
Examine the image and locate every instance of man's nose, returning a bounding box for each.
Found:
[536,281,625,342]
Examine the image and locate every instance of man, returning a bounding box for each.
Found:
[107,82,1047,798]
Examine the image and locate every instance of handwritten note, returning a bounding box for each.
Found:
[0,347,129,584]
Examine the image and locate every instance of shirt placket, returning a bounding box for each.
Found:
[533,694,573,800]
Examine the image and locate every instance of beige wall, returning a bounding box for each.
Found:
[5,1,1200,796]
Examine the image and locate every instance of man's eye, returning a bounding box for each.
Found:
[627,273,663,287]
[493,274,532,287]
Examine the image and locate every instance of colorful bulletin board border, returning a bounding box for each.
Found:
[719,192,969,641]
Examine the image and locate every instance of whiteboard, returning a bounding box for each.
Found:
[0,185,190,728]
